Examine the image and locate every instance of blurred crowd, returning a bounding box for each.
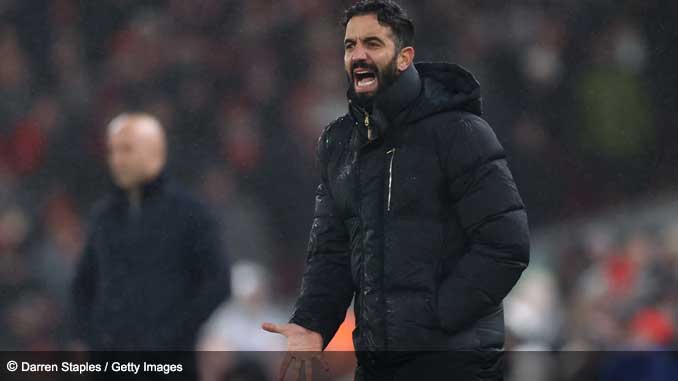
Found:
[0,0,676,364]
[510,224,677,351]
[505,201,678,380]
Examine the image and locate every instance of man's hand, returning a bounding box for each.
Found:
[262,322,322,351]
[262,322,328,380]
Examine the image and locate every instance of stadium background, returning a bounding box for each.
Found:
[0,0,676,379]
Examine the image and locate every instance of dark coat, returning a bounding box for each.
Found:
[290,63,530,355]
[71,174,230,350]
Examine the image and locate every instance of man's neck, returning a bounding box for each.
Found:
[128,187,142,212]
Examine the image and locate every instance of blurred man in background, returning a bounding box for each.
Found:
[71,113,230,355]
[264,1,529,380]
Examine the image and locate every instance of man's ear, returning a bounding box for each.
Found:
[397,46,415,72]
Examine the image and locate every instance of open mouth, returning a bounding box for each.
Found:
[354,68,378,91]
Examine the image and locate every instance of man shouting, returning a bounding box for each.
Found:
[264,1,529,379]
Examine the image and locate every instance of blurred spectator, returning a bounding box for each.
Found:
[4,291,61,350]
[71,114,230,354]
[0,25,32,130]
[33,188,84,303]
[198,261,286,381]
[200,261,286,352]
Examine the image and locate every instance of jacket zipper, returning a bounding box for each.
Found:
[386,148,396,211]
[364,112,374,141]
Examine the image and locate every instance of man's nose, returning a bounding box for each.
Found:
[351,45,368,62]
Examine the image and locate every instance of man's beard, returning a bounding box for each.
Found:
[347,55,399,107]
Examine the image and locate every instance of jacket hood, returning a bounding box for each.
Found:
[409,62,483,122]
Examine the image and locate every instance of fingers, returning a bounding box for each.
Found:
[278,355,305,381]
[305,359,313,381]
[262,322,284,334]
[278,353,294,381]
[317,354,330,373]
[277,353,328,381]
[293,358,303,378]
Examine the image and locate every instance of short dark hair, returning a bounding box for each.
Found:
[342,0,415,50]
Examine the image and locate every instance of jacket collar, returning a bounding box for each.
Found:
[113,170,167,203]
[348,64,422,138]
[372,63,422,124]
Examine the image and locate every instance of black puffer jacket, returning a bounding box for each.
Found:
[290,63,529,353]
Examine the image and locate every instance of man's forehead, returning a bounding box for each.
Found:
[109,115,160,137]
[344,14,393,41]
[109,116,136,135]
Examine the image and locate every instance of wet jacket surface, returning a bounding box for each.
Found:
[290,63,530,353]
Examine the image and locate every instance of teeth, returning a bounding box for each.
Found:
[357,78,376,87]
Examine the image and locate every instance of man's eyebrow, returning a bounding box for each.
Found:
[344,36,385,45]
[362,36,385,44]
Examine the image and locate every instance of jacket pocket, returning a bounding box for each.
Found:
[437,281,497,335]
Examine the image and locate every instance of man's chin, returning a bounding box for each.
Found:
[112,177,135,190]
[351,87,378,106]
